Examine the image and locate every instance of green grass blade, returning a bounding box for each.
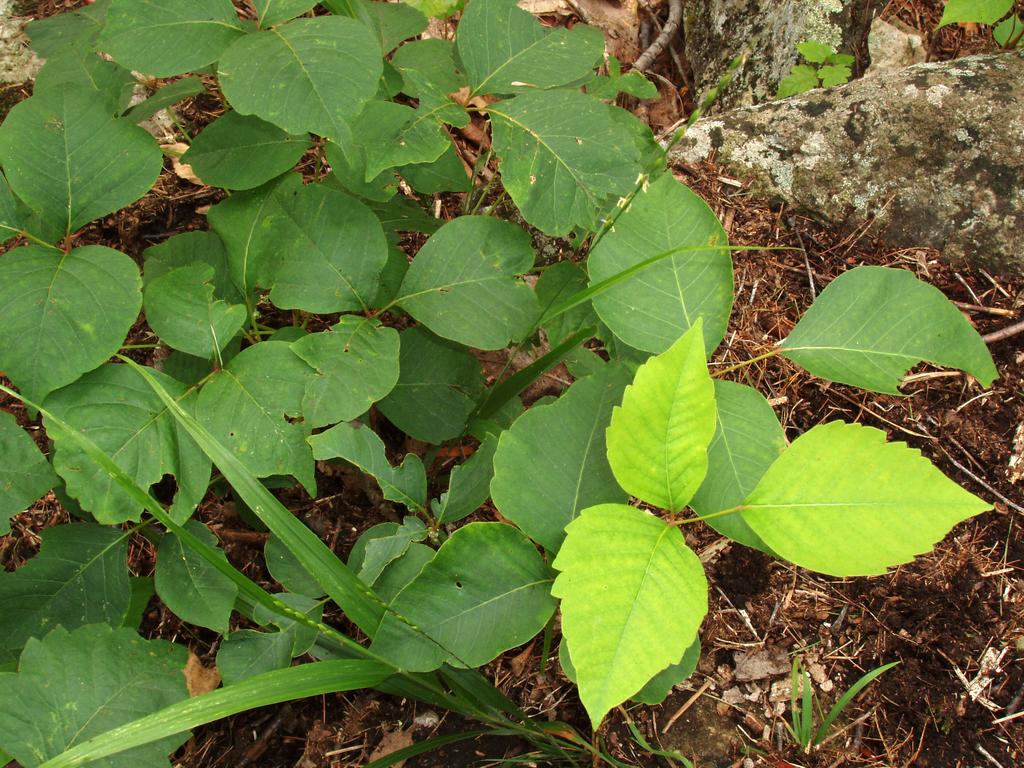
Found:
[121,358,387,635]
[39,660,392,768]
[813,661,899,745]
[364,729,491,768]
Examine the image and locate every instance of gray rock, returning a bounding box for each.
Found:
[669,51,1024,276]
[0,0,42,87]
[683,0,884,110]
[865,16,926,76]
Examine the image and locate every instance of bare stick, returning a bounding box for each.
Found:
[633,0,683,72]
[983,318,1024,345]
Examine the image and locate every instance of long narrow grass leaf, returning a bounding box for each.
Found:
[364,730,491,768]
[814,661,898,745]
[39,661,392,768]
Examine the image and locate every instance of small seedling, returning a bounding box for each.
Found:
[776,40,855,98]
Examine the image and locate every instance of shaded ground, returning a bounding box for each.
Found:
[2,1,1023,767]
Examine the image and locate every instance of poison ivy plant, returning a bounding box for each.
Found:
[0,0,1002,763]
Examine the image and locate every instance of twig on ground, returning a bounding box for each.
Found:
[661,677,713,733]
[953,301,1016,317]
[937,449,1024,516]
[974,742,1007,768]
[633,0,682,72]
[983,318,1024,344]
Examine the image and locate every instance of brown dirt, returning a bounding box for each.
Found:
[3,1,1023,767]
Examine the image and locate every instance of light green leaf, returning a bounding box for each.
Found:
[371,522,557,671]
[491,367,631,552]
[0,411,58,536]
[99,0,244,77]
[0,624,189,768]
[196,341,316,493]
[143,230,242,305]
[818,64,851,88]
[588,173,733,356]
[691,381,786,551]
[265,182,389,313]
[144,264,247,359]
[781,266,998,394]
[552,504,708,728]
[606,323,716,513]
[253,0,318,28]
[489,91,642,235]
[291,317,400,428]
[404,0,461,19]
[776,64,820,98]
[797,40,834,63]
[183,112,310,190]
[0,245,141,402]
[395,217,539,349]
[0,523,130,653]
[433,434,498,525]
[207,174,299,301]
[0,87,162,236]
[45,364,211,524]
[740,421,992,576]
[994,15,1024,46]
[218,16,382,142]
[309,423,426,513]
[217,629,292,685]
[156,521,238,633]
[368,1,428,51]
[377,327,484,444]
[457,0,604,95]
[265,535,325,598]
[939,0,1013,26]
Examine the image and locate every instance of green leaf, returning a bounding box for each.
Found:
[552,504,708,728]
[0,245,142,402]
[217,629,292,685]
[144,264,247,360]
[207,174,299,301]
[377,327,484,444]
[372,543,435,604]
[818,64,852,88]
[400,142,471,193]
[777,64,820,98]
[1,171,27,244]
[740,421,992,576]
[491,367,631,552]
[265,181,389,313]
[218,16,382,142]
[251,593,324,655]
[36,660,391,768]
[253,0,318,28]
[432,434,498,525]
[0,523,130,653]
[535,260,598,345]
[33,50,136,115]
[352,100,453,181]
[371,522,557,671]
[27,3,107,58]
[368,194,441,235]
[796,40,834,63]
[196,341,316,493]
[124,77,206,123]
[291,317,400,428]
[781,266,998,394]
[0,411,58,536]
[939,0,1013,26]
[265,534,325,598]
[691,381,786,551]
[324,139,398,202]
[352,517,428,584]
[395,217,539,349]
[588,69,659,101]
[0,87,162,236]
[143,230,243,305]
[391,38,466,97]
[156,521,238,633]
[309,422,427,513]
[183,112,311,190]
[404,0,462,19]
[99,0,244,77]
[368,1,428,52]
[0,624,189,768]
[122,576,156,631]
[44,364,211,524]
[588,173,733,356]
[489,91,642,235]
[457,0,604,95]
[606,323,716,513]
[994,15,1024,46]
